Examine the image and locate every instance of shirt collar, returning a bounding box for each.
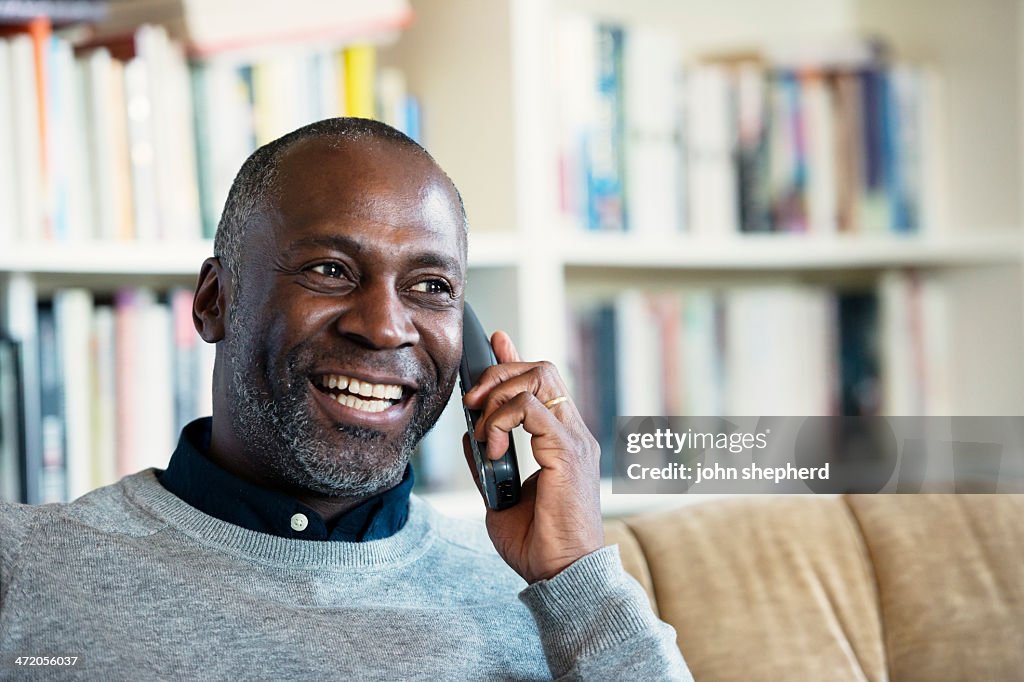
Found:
[158,418,414,542]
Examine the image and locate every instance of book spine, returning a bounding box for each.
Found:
[54,289,94,500]
[735,65,771,233]
[0,337,24,503]
[586,23,626,232]
[0,39,18,244]
[37,304,67,503]
[91,305,118,489]
[343,44,376,118]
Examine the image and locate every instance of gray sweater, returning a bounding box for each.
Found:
[0,470,692,681]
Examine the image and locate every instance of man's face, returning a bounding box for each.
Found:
[222,138,466,497]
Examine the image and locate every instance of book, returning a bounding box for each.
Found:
[680,291,725,415]
[8,32,44,241]
[343,44,376,119]
[54,288,94,500]
[191,58,256,238]
[802,71,838,234]
[37,304,67,503]
[735,63,772,233]
[686,64,738,237]
[587,23,626,232]
[723,286,834,415]
[0,39,17,243]
[553,14,628,233]
[623,25,683,235]
[837,292,881,416]
[0,336,24,503]
[3,275,44,503]
[90,305,118,489]
[768,71,808,232]
[81,47,134,240]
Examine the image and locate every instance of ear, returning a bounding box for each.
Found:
[193,257,229,343]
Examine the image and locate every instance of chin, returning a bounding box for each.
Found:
[277,427,411,498]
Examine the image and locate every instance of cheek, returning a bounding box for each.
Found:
[256,308,310,376]
[425,320,463,375]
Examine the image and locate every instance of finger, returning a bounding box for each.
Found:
[462,433,485,502]
[490,330,522,363]
[471,364,576,441]
[480,391,571,466]
[462,360,542,406]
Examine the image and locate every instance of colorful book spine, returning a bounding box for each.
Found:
[343,44,376,119]
[586,24,626,232]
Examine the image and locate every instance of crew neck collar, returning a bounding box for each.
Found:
[121,469,436,569]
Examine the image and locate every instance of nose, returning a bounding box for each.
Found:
[335,282,419,350]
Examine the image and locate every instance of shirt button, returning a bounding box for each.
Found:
[290,513,309,532]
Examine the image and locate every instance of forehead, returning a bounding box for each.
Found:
[266,137,465,256]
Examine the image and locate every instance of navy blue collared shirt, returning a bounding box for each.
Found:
[158,418,414,541]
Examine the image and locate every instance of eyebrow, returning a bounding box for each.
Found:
[288,235,364,254]
[287,235,463,274]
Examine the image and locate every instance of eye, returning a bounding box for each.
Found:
[410,279,453,295]
[310,263,345,278]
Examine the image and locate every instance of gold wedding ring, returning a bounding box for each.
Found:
[543,396,568,409]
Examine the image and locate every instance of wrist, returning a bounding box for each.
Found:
[527,542,606,584]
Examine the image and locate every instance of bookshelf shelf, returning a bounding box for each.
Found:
[0,241,214,276]
[558,231,1024,271]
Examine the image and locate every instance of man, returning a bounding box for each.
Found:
[0,119,691,680]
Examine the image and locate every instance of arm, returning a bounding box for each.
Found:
[520,545,691,681]
[462,333,692,680]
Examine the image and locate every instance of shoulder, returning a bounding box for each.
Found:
[411,495,526,588]
[412,494,496,554]
[1,472,168,590]
[3,471,167,545]
[0,499,37,560]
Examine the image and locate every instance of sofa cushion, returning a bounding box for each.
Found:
[615,496,887,681]
[846,494,1024,681]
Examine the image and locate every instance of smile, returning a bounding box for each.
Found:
[313,373,407,414]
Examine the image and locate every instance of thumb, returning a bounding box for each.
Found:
[490,331,522,364]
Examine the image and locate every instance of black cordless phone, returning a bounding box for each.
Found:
[459,302,521,510]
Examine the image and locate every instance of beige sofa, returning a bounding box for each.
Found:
[605,495,1024,681]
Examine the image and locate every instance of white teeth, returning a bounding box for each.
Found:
[319,373,405,407]
[332,391,391,414]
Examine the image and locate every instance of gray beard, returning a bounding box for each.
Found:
[223,319,452,498]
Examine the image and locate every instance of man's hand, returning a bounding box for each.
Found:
[461,331,604,584]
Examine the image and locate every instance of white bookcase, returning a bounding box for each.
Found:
[3,0,1023,518]
[383,0,1024,516]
